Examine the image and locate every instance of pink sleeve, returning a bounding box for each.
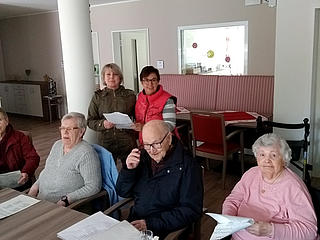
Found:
[222,174,247,216]
[272,186,318,240]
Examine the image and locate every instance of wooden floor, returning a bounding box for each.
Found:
[9,115,253,240]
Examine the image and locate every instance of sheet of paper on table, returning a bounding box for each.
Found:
[57,211,119,240]
[103,112,133,129]
[0,170,21,189]
[89,220,140,240]
[207,213,254,240]
[0,194,40,219]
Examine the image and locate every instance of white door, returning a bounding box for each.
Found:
[112,29,149,93]
[311,9,320,177]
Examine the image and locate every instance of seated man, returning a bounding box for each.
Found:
[28,112,102,206]
[0,107,40,191]
[116,120,203,239]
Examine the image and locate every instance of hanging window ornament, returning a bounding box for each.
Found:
[225,36,231,62]
[192,42,198,48]
[207,50,214,58]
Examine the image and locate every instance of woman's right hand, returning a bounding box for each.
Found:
[126,148,141,169]
[103,120,114,129]
[132,122,143,132]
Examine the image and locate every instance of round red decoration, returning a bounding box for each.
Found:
[225,56,231,62]
[192,42,198,48]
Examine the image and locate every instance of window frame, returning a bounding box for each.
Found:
[177,21,248,75]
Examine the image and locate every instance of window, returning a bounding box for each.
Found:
[178,21,248,75]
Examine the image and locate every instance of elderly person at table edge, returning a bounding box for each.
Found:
[133,66,178,144]
[28,112,101,206]
[87,63,136,166]
[0,107,40,190]
[222,133,317,240]
[116,120,203,239]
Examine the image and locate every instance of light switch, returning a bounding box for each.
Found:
[156,60,164,69]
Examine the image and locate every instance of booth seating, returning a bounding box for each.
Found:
[160,74,274,117]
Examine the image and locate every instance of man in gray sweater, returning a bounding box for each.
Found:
[28,112,101,206]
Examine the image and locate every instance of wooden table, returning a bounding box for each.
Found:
[0,188,88,240]
[176,110,264,128]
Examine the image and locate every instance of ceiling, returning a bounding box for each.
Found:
[0,0,135,20]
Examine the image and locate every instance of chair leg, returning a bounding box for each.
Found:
[205,158,210,170]
[222,158,227,189]
[240,150,244,175]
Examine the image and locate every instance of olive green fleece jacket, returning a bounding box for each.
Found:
[87,86,137,161]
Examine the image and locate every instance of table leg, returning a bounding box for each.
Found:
[48,98,52,123]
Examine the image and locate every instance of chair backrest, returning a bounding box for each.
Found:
[256,116,311,184]
[191,112,226,145]
[91,144,120,206]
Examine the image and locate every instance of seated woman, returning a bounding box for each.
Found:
[222,133,318,240]
[133,66,177,143]
[28,112,101,206]
[0,107,40,191]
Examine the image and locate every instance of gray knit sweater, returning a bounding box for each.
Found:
[36,140,102,203]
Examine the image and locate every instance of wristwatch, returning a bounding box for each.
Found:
[61,195,69,206]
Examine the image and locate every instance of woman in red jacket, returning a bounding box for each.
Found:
[134,66,177,144]
[0,108,40,190]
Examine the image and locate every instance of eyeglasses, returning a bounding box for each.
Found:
[59,127,79,132]
[142,78,158,84]
[143,132,169,150]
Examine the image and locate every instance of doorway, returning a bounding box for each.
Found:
[112,29,149,93]
[311,9,320,177]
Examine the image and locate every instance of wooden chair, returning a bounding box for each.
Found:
[256,116,311,184]
[190,112,244,188]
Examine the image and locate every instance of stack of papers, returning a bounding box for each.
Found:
[0,195,40,219]
[57,212,119,240]
[207,213,254,240]
[103,112,133,129]
[89,220,140,240]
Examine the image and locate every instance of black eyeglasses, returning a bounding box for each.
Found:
[59,127,79,132]
[143,132,169,150]
[142,78,158,84]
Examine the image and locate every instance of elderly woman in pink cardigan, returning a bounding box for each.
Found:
[222,133,318,240]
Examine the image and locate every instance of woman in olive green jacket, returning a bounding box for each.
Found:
[87,63,136,167]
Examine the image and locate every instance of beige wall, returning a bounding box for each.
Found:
[0,0,276,92]
[90,0,276,75]
[0,12,64,94]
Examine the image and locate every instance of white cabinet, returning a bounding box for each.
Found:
[0,83,43,117]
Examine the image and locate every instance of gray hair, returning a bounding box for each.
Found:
[0,107,8,121]
[101,63,123,86]
[61,112,87,129]
[252,133,292,166]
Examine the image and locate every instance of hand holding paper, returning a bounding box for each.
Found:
[207,213,254,240]
[103,112,133,129]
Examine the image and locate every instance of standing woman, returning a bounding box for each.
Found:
[134,66,177,143]
[87,63,136,166]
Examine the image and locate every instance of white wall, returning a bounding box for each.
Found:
[274,0,320,176]
[90,0,276,75]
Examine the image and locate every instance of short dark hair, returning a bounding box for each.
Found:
[139,66,160,82]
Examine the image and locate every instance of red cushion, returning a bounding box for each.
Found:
[196,142,240,155]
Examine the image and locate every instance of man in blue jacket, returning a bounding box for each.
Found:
[116,120,203,239]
